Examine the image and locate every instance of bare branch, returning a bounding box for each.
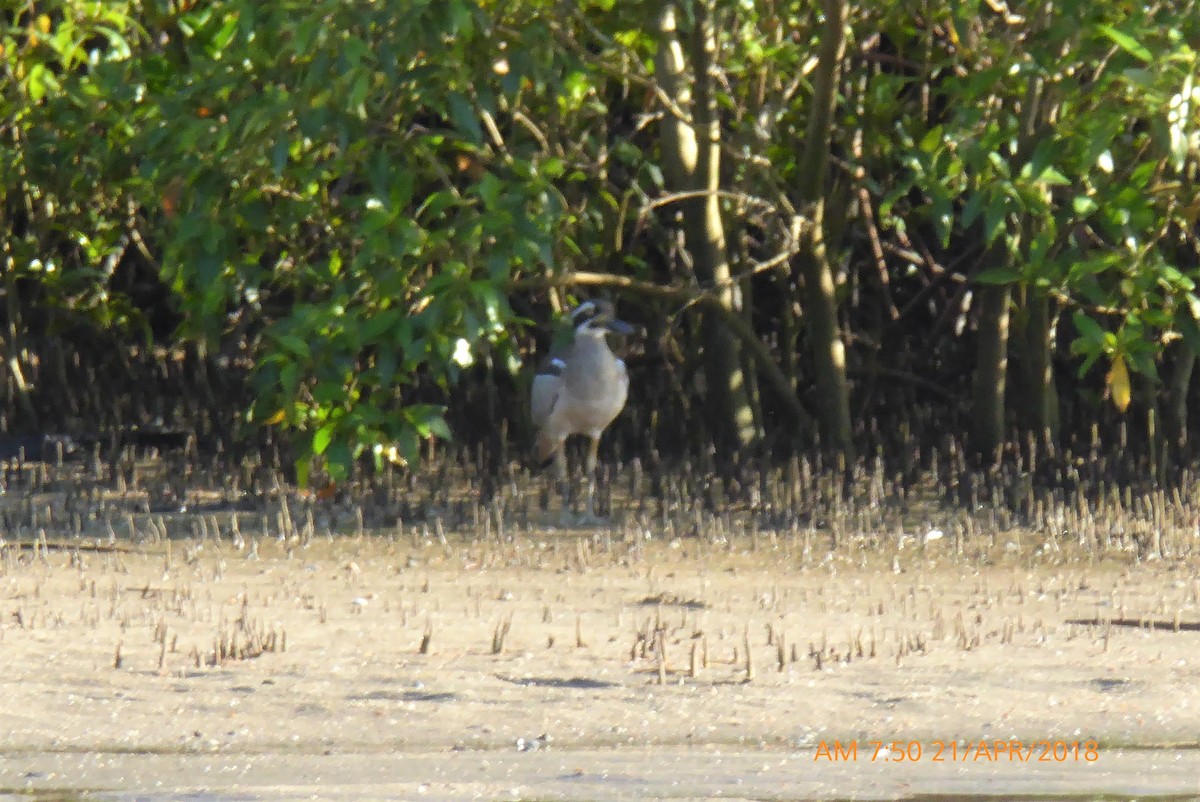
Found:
[512,271,815,434]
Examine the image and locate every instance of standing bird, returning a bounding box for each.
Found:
[531,300,634,523]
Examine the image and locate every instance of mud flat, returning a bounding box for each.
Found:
[2,527,1199,800]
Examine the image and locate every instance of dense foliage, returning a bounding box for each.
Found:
[3,0,1198,480]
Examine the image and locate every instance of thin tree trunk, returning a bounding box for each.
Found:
[517,270,817,432]
[1162,339,1195,465]
[1012,73,1057,451]
[972,281,1011,461]
[791,0,853,459]
[973,73,1045,463]
[656,1,756,454]
[735,221,767,441]
[1016,289,1059,446]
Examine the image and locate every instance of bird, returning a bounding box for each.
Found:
[530,299,634,524]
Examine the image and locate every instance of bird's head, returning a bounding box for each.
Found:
[570,299,635,336]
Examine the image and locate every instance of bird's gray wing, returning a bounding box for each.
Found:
[530,357,566,429]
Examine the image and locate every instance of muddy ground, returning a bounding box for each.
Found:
[2,514,1200,800]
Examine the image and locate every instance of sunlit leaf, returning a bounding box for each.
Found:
[1106,355,1131,413]
[312,423,335,455]
[1096,24,1152,63]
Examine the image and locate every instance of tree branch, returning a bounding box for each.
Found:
[512,271,816,435]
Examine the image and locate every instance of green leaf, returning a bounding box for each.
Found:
[447,92,482,144]
[961,192,985,229]
[376,350,397,384]
[396,427,420,466]
[1072,312,1106,347]
[1178,314,1200,356]
[325,441,352,482]
[363,308,399,341]
[1069,255,1118,280]
[417,189,458,221]
[27,64,49,101]
[280,363,299,396]
[563,71,591,106]
[1035,166,1070,187]
[1127,349,1160,383]
[312,423,335,455]
[296,458,311,489]
[391,170,415,210]
[406,404,452,440]
[271,137,288,176]
[974,266,1019,285]
[1096,24,1152,63]
[541,158,566,179]
[211,12,239,53]
[918,126,943,154]
[1028,228,1054,267]
[311,380,347,406]
[348,72,370,116]
[1121,68,1156,89]
[1075,352,1099,378]
[274,333,311,358]
[982,195,1007,246]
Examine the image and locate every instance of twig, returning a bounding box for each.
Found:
[513,271,815,434]
[856,186,899,320]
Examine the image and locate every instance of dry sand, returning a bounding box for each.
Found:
[2,522,1200,800]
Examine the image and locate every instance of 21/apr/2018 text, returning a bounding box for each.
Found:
[813,740,1100,763]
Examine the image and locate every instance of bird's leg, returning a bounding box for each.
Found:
[582,435,600,523]
[554,445,574,527]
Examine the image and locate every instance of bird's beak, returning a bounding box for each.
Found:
[608,318,635,335]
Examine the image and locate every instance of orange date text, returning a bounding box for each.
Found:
[813,739,1100,763]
